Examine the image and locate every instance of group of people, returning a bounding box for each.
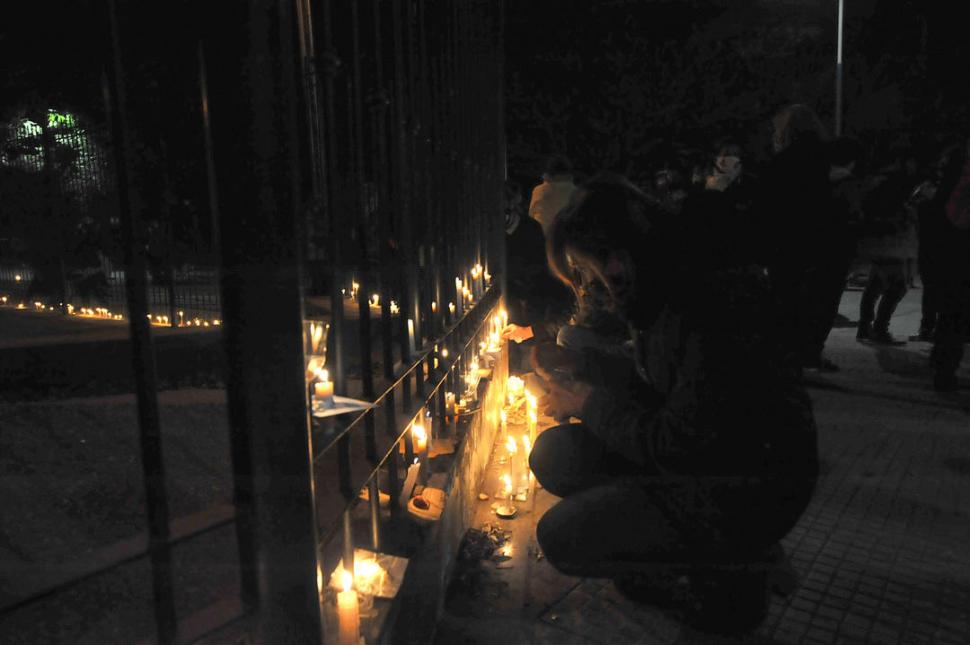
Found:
[500,103,970,634]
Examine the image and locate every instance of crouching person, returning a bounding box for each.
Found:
[530,174,819,634]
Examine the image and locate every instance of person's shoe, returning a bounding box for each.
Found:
[856,322,872,341]
[803,356,839,372]
[869,329,907,345]
[934,372,959,392]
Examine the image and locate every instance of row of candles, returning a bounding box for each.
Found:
[341,263,492,322]
[0,295,221,327]
[327,303,507,644]
[497,375,538,518]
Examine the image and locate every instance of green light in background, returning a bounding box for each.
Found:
[47,110,76,129]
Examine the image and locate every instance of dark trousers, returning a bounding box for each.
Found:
[859,259,908,331]
[529,424,811,579]
[801,254,853,362]
[919,261,942,334]
[930,279,970,378]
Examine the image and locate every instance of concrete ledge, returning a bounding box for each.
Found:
[389,347,508,644]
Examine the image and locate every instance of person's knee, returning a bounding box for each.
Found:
[536,506,587,575]
[528,425,570,494]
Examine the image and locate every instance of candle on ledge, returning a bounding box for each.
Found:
[370,294,380,308]
[336,568,360,645]
[412,421,428,455]
[448,302,456,318]
[407,318,417,355]
[390,300,400,315]
[454,278,463,316]
[431,301,438,314]
[506,435,518,495]
[445,392,457,417]
[314,369,335,407]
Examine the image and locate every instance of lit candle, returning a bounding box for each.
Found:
[431,301,438,313]
[522,435,533,485]
[390,300,400,315]
[407,318,416,355]
[454,278,463,316]
[412,420,428,456]
[500,409,507,437]
[445,392,457,417]
[314,369,334,406]
[507,376,525,404]
[370,294,380,308]
[336,568,360,645]
[178,310,184,326]
[448,302,456,318]
[506,435,518,495]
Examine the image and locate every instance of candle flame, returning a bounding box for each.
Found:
[501,473,512,494]
[412,422,427,444]
[441,348,449,358]
[340,568,354,593]
[500,410,507,423]
[522,435,531,455]
[506,436,517,454]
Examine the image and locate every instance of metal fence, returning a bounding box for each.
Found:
[0,0,505,642]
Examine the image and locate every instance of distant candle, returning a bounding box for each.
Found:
[336,569,360,645]
[445,392,457,416]
[431,301,438,313]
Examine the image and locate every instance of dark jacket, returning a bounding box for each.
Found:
[579,265,818,543]
[756,138,834,272]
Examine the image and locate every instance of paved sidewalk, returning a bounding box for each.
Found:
[436,289,970,644]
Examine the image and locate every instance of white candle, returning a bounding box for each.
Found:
[445,392,457,417]
[314,369,334,406]
[407,319,416,355]
[336,569,360,645]
[412,421,428,454]
[506,436,518,495]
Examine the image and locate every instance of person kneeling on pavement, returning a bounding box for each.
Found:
[529,173,819,633]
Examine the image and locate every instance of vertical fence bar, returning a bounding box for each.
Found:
[202,0,324,639]
[103,3,176,642]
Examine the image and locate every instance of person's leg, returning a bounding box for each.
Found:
[536,481,773,634]
[931,280,969,390]
[802,255,851,367]
[529,423,641,498]
[872,260,908,341]
[857,261,885,339]
[535,481,688,578]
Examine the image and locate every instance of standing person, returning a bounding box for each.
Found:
[800,136,865,371]
[528,155,578,236]
[855,154,919,344]
[758,103,834,369]
[531,174,818,634]
[504,176,574,371]
[931,141,970,390]
[911,145,965,342]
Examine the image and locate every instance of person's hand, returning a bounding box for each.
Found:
[531,341,582,378]
[538,378,593,420]
[501,324,534,344]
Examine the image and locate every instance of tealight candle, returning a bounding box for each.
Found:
[336,569,360,645]
[314,369,334,406]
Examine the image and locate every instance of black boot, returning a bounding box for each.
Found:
[856,320,872,341]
